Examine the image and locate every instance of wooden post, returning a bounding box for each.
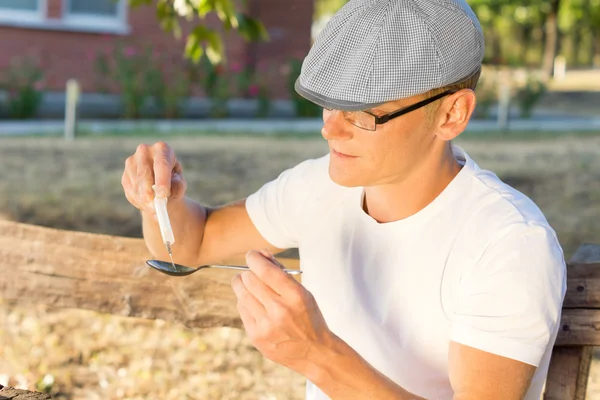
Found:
[497,82,511,131]
[553,55,567,81]
[544,244,600,400]
[64,79,80,142]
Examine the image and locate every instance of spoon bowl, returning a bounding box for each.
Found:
[146,259,302,277]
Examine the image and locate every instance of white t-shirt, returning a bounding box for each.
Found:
[246,145,566,400]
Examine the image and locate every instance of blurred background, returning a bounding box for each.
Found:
[0,0,599,398]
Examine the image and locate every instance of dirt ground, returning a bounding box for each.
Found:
[1,134,600,399]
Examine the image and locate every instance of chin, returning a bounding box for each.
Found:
[328,162,365,187]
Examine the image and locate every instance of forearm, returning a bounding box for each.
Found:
[143,197,280,267]
[305,334,426,400]
[142,196,208,266]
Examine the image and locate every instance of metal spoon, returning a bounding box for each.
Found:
[146,259,303,277]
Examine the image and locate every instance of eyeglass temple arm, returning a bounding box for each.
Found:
[374,90,456,124]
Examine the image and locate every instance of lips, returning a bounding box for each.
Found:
[331,148,357,158]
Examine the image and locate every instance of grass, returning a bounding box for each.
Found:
[1,133,600,398]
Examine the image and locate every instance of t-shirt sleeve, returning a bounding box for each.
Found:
[450,222,567,367]
[245,157,323,250]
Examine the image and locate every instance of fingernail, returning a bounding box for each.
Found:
[259,248,269,258]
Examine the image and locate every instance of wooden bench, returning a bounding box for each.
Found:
[545,243,600,399]
[1,220,598,399]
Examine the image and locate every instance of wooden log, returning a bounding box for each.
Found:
[543,346,593,400]
[544,243,600,400]
[563,262,600,308]
[0,220,298,329]
[556,308,600,346]
[0,385,51,399]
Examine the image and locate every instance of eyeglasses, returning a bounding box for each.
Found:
[323,90,456,131]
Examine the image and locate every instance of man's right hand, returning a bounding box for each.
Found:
[121,142,187,215]
[121,141,284,268]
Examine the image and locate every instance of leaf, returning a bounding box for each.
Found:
[184,26,224,64]
[156,1,181,37]
[237,13,270,42]
[205,31,224,64]
[197,0,214,18]
[214,0,239,29]
[185,30,205,63]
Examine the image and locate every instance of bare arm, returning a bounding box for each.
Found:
[294,333,535,400]
[123,142,285,268]
[142,197,285,267]
[448,341,535,400]
[305,339,534,399]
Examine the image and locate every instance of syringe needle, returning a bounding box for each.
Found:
[165,242,176,271]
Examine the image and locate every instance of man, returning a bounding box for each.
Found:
[122,0,566,398]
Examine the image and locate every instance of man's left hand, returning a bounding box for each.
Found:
[231,249,333,373]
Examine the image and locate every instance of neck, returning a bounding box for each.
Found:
[363,144,462,223]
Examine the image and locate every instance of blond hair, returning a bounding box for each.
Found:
[425,66,481,118]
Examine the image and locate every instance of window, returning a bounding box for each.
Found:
[0,0,44,23]
[67,0,119,17]
[63,0,128,33]
[0,0,38,11]
[0,0,128,34]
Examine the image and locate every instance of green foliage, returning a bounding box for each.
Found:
[463,0,600,69]
[515,74,548,118]
[129,0,269,66]
[95,45,155,118]
[95,44,191,119]
[473,73,498,119]
[0,57,44,119]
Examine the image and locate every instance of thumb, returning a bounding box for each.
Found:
[259,248,285,269]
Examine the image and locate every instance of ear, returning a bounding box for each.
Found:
[434,89,476,141]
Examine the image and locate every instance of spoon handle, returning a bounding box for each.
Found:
[211,265,302,275]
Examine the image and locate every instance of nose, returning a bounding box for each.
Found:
[321,110,353,141]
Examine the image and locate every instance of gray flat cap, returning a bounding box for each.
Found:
[295,0,485,111]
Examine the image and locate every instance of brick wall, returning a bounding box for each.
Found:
[248,0,315,100]
[0,0,314,100]
[47,0,62,19]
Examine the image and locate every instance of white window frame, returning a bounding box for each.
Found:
[62,0,128,34]
[0,0,129,34]
[0,0,46,25]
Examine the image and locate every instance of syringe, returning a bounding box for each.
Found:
[152,185,176,269]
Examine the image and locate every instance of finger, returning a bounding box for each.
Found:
[121,175,143,210]
[240,270,280,309]
[237,301,256,331]
[259,248,285,269]
[245,250,296,294]
[152,142,175,198]
[170,173,187,200]
[231,273,267,317]
[124,156,142,206]
[134,145,155,210]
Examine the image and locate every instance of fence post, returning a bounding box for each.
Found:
[64,79,80,141]
[497,83,511,131]
[554,55,567,81]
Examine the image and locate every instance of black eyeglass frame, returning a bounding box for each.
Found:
[324,89,456,131]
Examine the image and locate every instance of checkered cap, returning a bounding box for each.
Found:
[295,0,485,111]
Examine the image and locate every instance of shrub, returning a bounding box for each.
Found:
[0,57,44,119]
